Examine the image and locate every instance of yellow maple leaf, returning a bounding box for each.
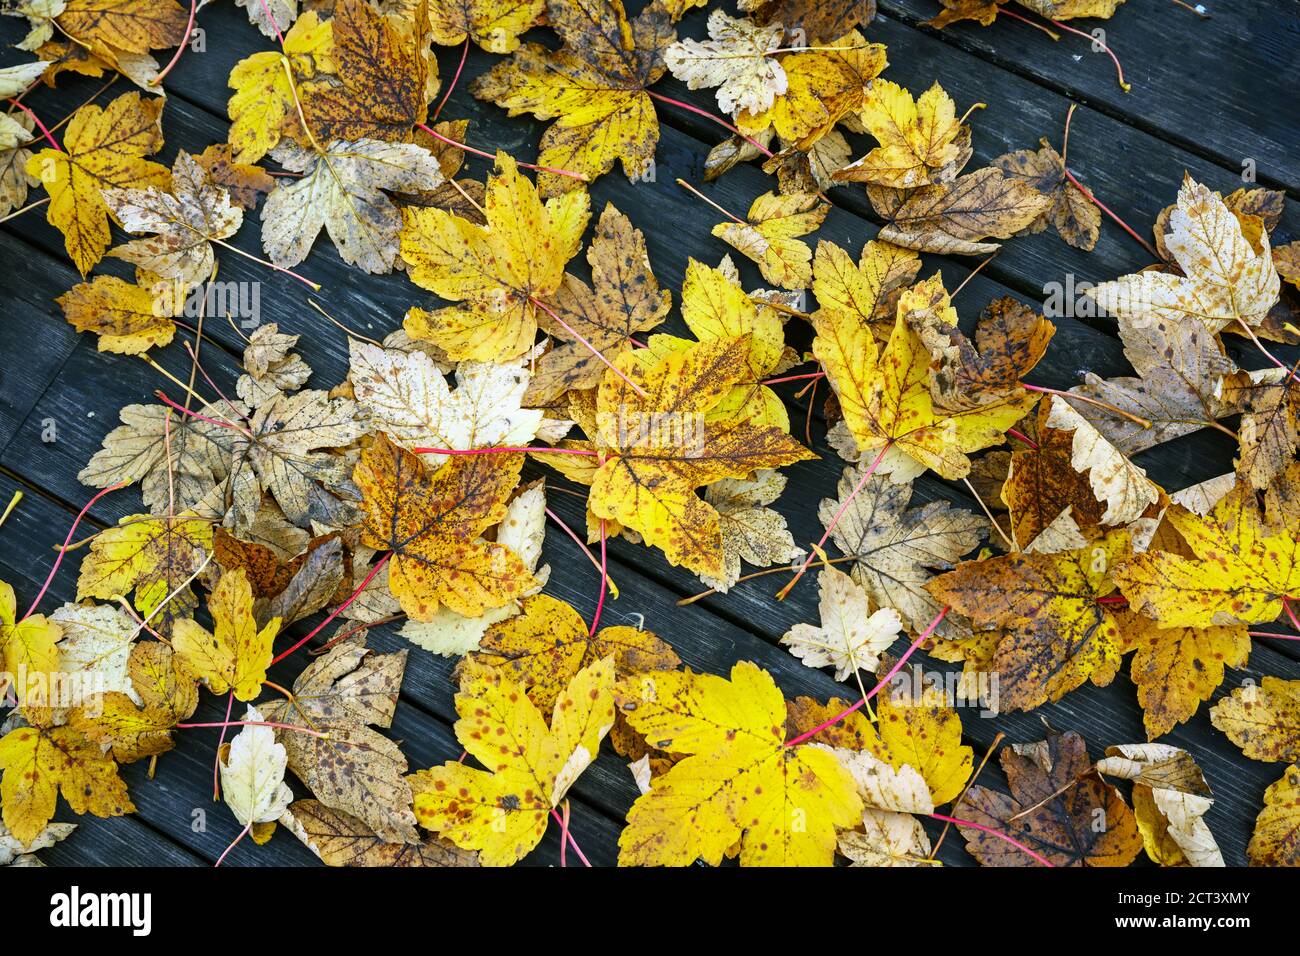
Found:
[353,434,537,621]
[57,0,190,55]
[927,530,1131,710]
[1210,676,1300,765]
[26,91,168,274]
[736,30,886,149]
[1247,766,1300,866]
[401,152,590,361]
[0,579,61,708]
[813,274,1035,481]
[57,274,175,355]
[171,568,281,701]
[470,0,674,196]
[537,335,814,578]
[426,0,544,52]
[615,661,862,866]
[409,657,615,866]
[835,80,970,188]
[0,721,134,844]
[76,512,213,625]
[811,238,921,346]
[1115,481,1300,628]
[711,190,828,290]
[227,12,335,164]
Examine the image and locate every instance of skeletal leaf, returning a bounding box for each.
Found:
[262,138,443,273]
[471,0,674,196]
[401,152,589,360]
[664,10,787,116]
[615,661,862,866]
[956,727,1142,867]
[781,567,902,681]
[711,190,828,290]
[26,91,167,274]
[409,657,615,865]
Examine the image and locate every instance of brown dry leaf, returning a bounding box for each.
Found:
[992,138,1100,251]
[56,0,189,54]
[866,167,1053,256]
[262,636,418,844]
[927,530,1130,711]
[700,469,804,592]
[1001,413,1104,551]
[193,144,276,211]
[1044,396,1161,526]
[740,0,877,45]
[525,204,670,405]
[471,0,674,197]
[280,799,478,866]
[956,727,1142,867]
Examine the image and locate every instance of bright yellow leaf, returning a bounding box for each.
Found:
[171,568,281,702]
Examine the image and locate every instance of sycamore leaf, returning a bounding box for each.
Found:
[736,29,885,149]
[956,728,1142,867]
[171,569,280,701]
[78,402,238,516]
[1210,677,1300,765]
[811,238,921,346]
[712,190,828,290]
[0,113,40,218]
[928,531,1131,710]
[1068,313,1239,455]
[1226,367,1299,490]
[401,152,589,360]
[56,0,188,53]
[0,580,61,707]
[866,167,1052,256]
[349,340,544,467]
[262,137,443,274]
[27,91,167,274]
[423,0,543,52]
[280,798,478,866]
[819,464,986,640]
[127,642,198,721]
[410,657,615,865]
[76,512,212,626]
[615,662,862,866]
[1045,396,1161,525]
[742,0,877,45]
[992,138,1100,251]
[227,12,334,164]
[1116,482,1300,629]
[1019,0,1126,19]
[0,722,133,845]
[471,0,673,196]
[0,59,50,99]
[1247,766,1300,866]
[102,152,242,285]
[571,336,813,578]
[1088,176,1280,334]
[220,705,294,829]
[525,204,670,405]
[297,0,437,146]
[1097,743,1223,867]
[354,433,536,620]
[781,566,902,681]
[398,482,550,656]
[57,275,174,355]
[700,469,804,592]
[664,10,787,116]
[261,637,416,844]
[49,603,136,707]
[815,276,1035,480]
[1118,610,1249,740]
[835,80,969,189]
[192,144,276,211]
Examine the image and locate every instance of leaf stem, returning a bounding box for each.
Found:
[19,481,125,622]
[211,237,321,291]
[761,371,825,386]
[549,806,591,866]
[777,442,891,600]
[589,518,609,636]
[0,197,49,224]
[530,294,649,398]
[1006,427,1039,450]
[414,122,587,181]
[545,506,618,596]
[927,812,1055,866]
[1022,383,1152,429]
[677,555,857,606]
[929,732,1005,859]
[675,178,745,224]
[150,0,198,86]
[270,552,392,664]
[215,821,251,867]
[996,5,1062,40]
[1060,165,1160,260]
[8,99,62,152]
[179,719,329,737]
[783,605,949,747]
[646,89,774,158]
[432,39,469,122]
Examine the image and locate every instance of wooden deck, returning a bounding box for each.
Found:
[2,0,1298,867]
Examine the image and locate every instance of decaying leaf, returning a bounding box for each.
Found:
[781,566,902,681]
[711,190,828,290]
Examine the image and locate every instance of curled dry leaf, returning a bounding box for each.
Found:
[711,190,828,290]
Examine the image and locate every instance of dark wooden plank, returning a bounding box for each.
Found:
[880,0,1300,195]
